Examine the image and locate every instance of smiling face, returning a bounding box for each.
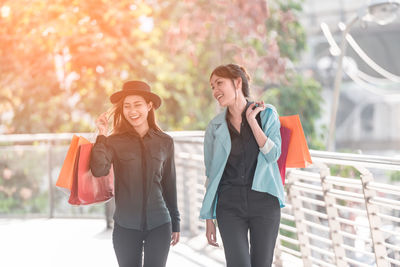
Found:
[122,95,152,129]
[210,74,241,107]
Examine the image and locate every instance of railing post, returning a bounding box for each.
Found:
[105,199,115,229]
[175,149,194,236]
[273,234,283,267]
[356,166,389,267]
[286,170,312,267]
[187,162,199,235]
[47,141,54,218]
[318,163,348,266]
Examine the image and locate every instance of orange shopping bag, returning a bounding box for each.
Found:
[56,135,90,192]
[279,115,312,168]
[68,143,114,205]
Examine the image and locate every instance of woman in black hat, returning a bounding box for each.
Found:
[90,81,180,267]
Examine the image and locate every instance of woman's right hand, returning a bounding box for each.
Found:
[96,112,109,136]
[206,219,219,247]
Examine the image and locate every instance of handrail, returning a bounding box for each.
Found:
[1,132,400,169]
[1,132,400,267]
[311,149,400,171]
[0,131,205,143]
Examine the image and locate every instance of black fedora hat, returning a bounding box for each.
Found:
[110,81,162,109]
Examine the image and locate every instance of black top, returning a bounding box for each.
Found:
[90,129,180,232]
[219,102,260,191]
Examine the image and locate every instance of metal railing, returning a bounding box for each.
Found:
[0,132,203,220]
[274,154,400,267]
[1,132,400,266]
[173,135,400,267]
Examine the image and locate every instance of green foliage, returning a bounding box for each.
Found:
[0,145,107,216]
[0,148,47,214]
[0,0,324,139]
[279,217,300,252]
[329,165,361,178]
[267,0,306,62]
[260,0,325,149]
[390,171,400,182]
[261,74,324,149]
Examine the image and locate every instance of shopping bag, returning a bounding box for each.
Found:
[279,115,312,168]
[56,135,90,192]
[277,126,291,185]
[68,143,114,205]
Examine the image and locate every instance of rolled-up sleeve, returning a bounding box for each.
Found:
[90,135,113,177]
[161,139,180,232]
[260,138,275,154]
[260,108,281,163]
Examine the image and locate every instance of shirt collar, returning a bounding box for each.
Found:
[126,127,156,139]
[142,128,160,140]
[211,100,253,125]
[145,128,156,138]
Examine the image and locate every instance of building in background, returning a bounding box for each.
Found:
[298,0,400,155]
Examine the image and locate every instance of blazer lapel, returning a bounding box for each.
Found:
[213,109,231,154]
[215,123,230,154]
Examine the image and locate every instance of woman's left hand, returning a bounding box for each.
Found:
[171,232,180,246]
[246,101,266,123]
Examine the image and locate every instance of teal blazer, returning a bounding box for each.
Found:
[199,105,285,220]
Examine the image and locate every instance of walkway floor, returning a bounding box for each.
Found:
[0,218,301,267]
[0,218,224,267]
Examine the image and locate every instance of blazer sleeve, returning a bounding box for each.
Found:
[259,107,282,163]
[90,135,113,177]
[203,123,214,186]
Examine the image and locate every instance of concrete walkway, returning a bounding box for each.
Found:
[1,218,302,266]
[0,218,224,267]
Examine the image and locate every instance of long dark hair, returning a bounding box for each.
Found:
[110,96,161,135]
[210,64,251,97]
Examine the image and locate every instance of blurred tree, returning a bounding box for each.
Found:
[0,160,40,213]
[0,0,170,133]
[262,74,324,149]
[158,0,284,129]
[0,0,324,141]
[162,0,324,148]
[260,1,325,149]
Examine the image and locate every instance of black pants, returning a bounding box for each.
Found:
[112,222,172,267]
[216,186,281,267]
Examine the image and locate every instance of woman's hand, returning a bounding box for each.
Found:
[95,112,109,136]
[206,219,219,247]
[246,101,266,124]
[171,232,180,246]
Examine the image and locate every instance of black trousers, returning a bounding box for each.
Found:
[216,186,281,267]
[112,222,172,267]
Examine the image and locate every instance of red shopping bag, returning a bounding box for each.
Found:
[56,135,90,192]
[277,126,291,185]
[68,143,114,205]
[279,115,312,168]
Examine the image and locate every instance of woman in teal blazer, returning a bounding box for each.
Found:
[200,64,285,267]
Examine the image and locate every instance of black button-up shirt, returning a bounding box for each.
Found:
[219,102,260,190]
[90,129,180,232]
